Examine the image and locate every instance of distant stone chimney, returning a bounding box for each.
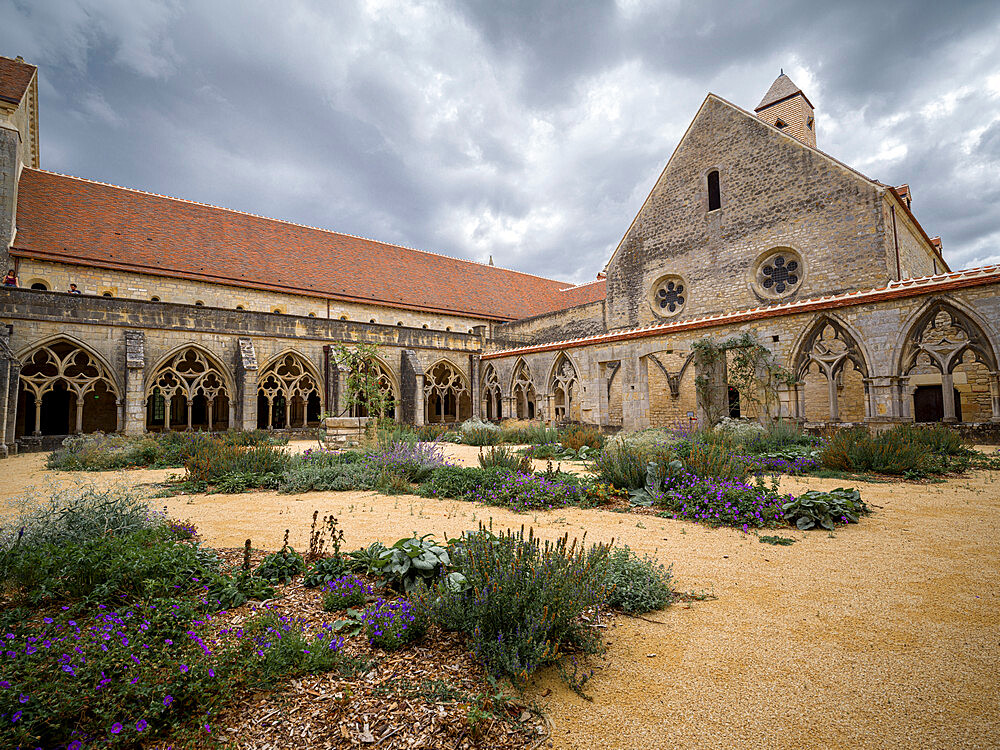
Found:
[755,72,816,148]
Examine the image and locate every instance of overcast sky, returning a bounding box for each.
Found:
[3,0,999,284]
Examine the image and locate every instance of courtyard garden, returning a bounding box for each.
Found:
[2,421,999,748]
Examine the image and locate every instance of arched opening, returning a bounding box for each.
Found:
[898,303,999,423]
[707,170,721,211]
[793,318,870,424]
[17,339,121,438]
[482,364,502,422]
[30,281,48,291]
[511,359,536,420]
[146,347,231,432]
[257,352,323,429]
[424,361,471,424]
[346,358,397,421]
[550,353,579,424]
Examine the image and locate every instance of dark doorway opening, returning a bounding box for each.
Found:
[913,385,962,422]
[727,386,741,418]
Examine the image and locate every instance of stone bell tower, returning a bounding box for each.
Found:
[0,55,40,270]
[755,71,816,148]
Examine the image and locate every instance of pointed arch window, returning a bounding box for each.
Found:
[707,170,721,211]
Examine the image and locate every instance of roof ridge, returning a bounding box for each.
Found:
[558,277,606,292]
[26,167,578,289]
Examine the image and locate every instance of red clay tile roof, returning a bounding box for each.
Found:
[0,56,35,105]
[11,169,601,321]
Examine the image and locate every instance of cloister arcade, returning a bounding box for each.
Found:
[257,352,323,429]
[145,347,233,432]
[344,357,399,420]
[16,338,120,436]
[424,360,471,424]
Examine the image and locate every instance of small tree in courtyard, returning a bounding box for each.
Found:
[334,343,393,431]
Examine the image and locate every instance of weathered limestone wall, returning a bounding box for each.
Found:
[490,301,607,346]
[882,196,941,279]
[605,96,895,331]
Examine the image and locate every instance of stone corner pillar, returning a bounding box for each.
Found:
[400,350,425,426]
[123,330,146,436]
[235,337,258,431]
[470,355,481,419]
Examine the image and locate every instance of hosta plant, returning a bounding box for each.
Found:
[373,535,450,593]
[782,487,867,530]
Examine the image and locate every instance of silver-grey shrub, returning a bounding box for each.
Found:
[0,484,161,551]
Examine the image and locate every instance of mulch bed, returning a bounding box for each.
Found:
[195,548,549,750]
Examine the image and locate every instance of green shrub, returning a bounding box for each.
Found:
[254,543,306,583]
[593,444,648,489]
[478,445,533,473]
[888,423,965,455]
[500,423,559,445]
[604,546,674,614]
[1,597,346,749]
[458,418,503,446]
[279,452,379,493]
[185,440,290,484]
[417,424,450,441]
[0,485,161,551]
[683,441,749,480]
[560,424,604,451]
[820,428,933,475]
[417,465,494,499]
[303,556,347,588]
[428,527,610,684]
[783,487,868,530]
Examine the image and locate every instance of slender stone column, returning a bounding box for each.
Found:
[235,338,258,431]
[414,375,425,427]
[74,396,84,434]
[941,372,957,422]
[470,355,481,419]
[826,370,840,422]
[989,372,1000,423]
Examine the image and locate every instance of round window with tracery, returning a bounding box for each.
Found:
[753,249,804,299]
[649,275,687,317]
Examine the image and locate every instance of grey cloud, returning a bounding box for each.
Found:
[1,0,998,282]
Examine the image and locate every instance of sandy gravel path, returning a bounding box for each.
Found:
[2,444,998,749]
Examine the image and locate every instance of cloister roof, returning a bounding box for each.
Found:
[11,169,606,321]
[482,264,1000,359]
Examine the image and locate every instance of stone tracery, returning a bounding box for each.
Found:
[257,353,322,428]
[18,339,120,435]
[146,347,231,431]
[482,363,502,421]
[424,360,471,424]
[793,318,869,422]
[511,359,536,419]
[550,353,578,423]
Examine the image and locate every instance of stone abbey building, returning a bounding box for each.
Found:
[1,54,998,454]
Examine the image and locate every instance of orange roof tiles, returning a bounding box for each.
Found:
[12,169,605,321]
[0,56,35,105]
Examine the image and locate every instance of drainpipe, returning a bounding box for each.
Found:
[890,203,901,280]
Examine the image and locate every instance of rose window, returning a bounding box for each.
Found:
[653,279,685,315]
[761,256,798,294]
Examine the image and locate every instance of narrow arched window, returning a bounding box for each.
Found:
[707,170,721,211]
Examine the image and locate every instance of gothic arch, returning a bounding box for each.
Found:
[424,358,471,424]
[344,354,399,421]
[481,362,502,421]
[548,351,580,423]
[509,358,537,420]
[145,344,234,431]
[790,315,871,423]
[256,350,323,429]
[894,298,1000,423]
[17,336,121,436]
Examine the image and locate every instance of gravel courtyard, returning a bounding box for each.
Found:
[2,443,998,750]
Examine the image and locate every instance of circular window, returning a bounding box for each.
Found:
[752,248,804,299]
[648,275,687,318]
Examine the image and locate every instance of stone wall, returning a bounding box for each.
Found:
[490,300,606,347]
[604,96,896,331]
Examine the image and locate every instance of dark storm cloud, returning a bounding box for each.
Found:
[1,0,998,282]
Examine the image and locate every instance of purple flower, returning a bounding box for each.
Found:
[163,695,174,707]
[111,723,123,734]
[179,664,189,673]
[136,719,148,731]
[11,710,21,722]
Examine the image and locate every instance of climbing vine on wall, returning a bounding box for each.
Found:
[692,332,794,424]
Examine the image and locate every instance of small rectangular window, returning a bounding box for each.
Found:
[707,170,721,211]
